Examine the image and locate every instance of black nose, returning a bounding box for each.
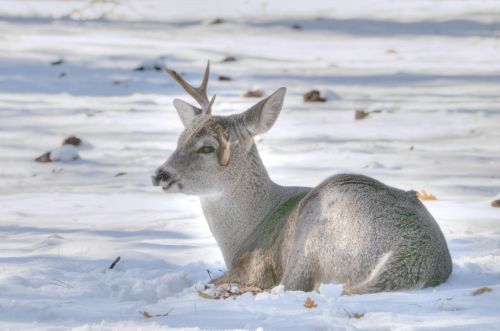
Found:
[151,169,171,186]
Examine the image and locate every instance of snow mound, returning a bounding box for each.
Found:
[49,144,79,161]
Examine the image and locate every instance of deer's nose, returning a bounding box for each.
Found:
[151,169,171,186]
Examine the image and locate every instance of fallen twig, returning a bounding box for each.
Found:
[109,256,121,269]
[206,269,213,281]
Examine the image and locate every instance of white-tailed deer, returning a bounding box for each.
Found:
[152,62,452,294]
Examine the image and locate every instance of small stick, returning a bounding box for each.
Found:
[109,256,121,269]
[206,269,213,281]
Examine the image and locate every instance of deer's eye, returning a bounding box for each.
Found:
[197,146,215,154]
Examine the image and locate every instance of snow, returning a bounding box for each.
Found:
[49,144,80,161]
[1,0,500,330]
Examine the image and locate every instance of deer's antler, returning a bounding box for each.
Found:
[165,61,216,115]
[215,126,239,166]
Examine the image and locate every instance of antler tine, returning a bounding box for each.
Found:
[200,60,210,92]
[165,61,214,114]
[206,94,216,115]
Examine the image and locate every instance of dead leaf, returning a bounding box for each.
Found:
[491,199,500,208]
[140,309,172,318]
[221,56,237,63]
[218,75,232,81]
[344,308,365,319]
[417,190,437,201]
[304,297,317,308]
[243,89,264,98]
[355,110,369,120]
[304,90,326,102]
[62,136,82,146]
[209,18,224,25]
[35,151,52,163]
[473,287,493,296]
[386,48,398,54]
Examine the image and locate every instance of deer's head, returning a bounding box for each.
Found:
[151,61,286,196]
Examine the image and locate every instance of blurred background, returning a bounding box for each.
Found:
[0,1,499,330]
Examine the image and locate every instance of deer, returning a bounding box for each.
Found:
[151,62,452,294]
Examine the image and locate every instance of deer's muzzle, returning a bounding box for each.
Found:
[151,168,182,192]
[151,168,172,186]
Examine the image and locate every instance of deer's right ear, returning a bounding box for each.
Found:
[238,87,286,136]
[173,99,202,127]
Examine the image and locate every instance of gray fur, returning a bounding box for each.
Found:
[152,84,452,294]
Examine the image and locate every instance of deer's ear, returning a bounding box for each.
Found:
[238,87,286,135]
[173,99,202,127]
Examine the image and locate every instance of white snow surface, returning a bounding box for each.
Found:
[49,144,80,162]
[1,1,500,330]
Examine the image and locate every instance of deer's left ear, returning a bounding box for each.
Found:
[173,99,202,127]
[237,87,286,136]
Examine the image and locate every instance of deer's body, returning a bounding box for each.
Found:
[152,62,452,294]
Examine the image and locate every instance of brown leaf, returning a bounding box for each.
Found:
[491,199,500,208]
[218,75,232,81]
[417,190,437,201]
[304,90,326,102]
[355,110,369,120]
[62,136,82,146]
[35,152,51,163]
[140,310,172,318]
[243,89,264,98]
[473,287,493,296]
[221,56,237,63]
[351,313,365,319]
[344,308,365,319]
[51,59,64,66]
[209,18,224,25]
[304,297,317,309]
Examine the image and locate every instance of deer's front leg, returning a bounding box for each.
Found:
[210,271,236,286]
[211,250,281,289]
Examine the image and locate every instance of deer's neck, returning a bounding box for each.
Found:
[199,143,308,268]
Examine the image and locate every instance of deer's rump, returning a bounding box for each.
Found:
[282,174,452,294]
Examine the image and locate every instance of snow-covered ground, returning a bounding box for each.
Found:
[1,1,500,330]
